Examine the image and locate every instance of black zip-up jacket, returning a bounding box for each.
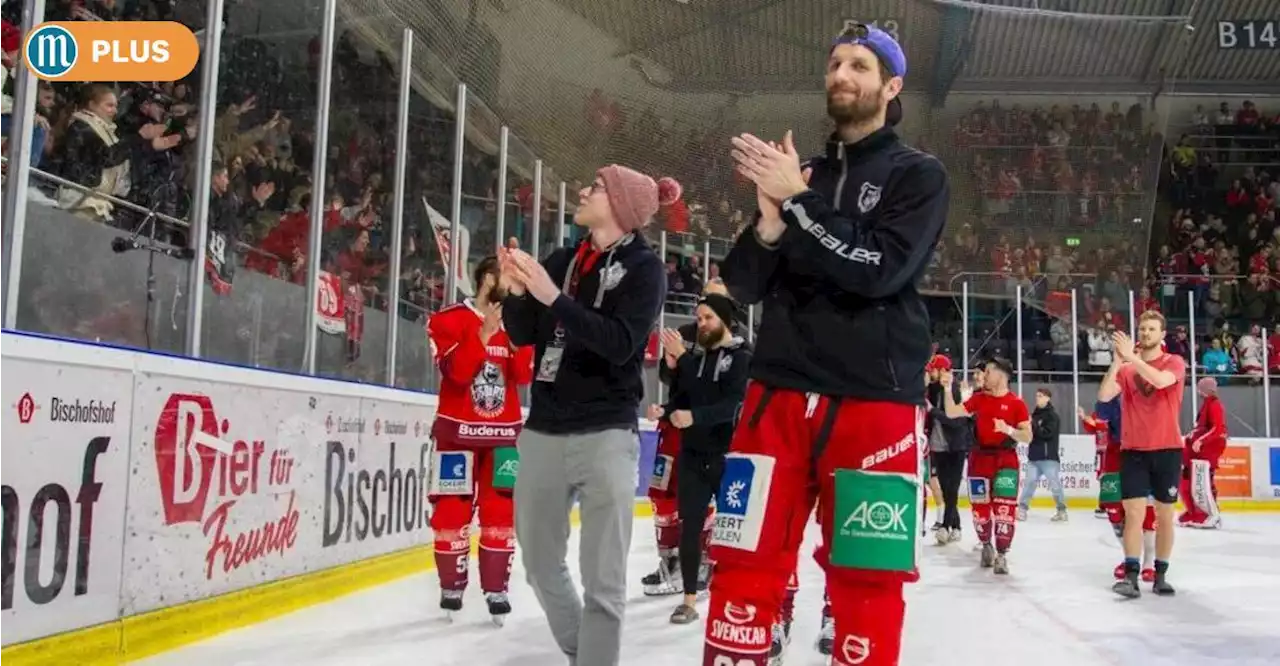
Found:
[658,319,753,388]
[1027,404,1061,461]
[722,127,949,404]
[926,382,973,453]
[662,339,752,455]
[503,233,665,435]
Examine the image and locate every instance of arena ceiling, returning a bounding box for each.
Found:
[547,0,1280,96]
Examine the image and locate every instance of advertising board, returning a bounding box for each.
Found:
[1,359,133,645]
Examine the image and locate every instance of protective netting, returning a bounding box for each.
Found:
[336,0,1193,287]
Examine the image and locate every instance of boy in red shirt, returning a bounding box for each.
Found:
[426,256,534,623]
[1097,311,1185,598]
[941,357,1031,574]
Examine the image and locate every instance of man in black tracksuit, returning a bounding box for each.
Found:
[652,293,751,626]
[703,24,949,666]
[925,356,974,543]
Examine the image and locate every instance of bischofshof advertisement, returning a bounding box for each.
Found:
[1,361,132,646]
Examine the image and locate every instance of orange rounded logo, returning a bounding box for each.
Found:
[23,21,199,82]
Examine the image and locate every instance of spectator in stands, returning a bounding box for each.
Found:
[1201,337,1233,378]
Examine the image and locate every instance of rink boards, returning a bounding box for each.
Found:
[1,330,1275,664]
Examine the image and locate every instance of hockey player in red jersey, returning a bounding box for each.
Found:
[1080,398,1157,581]
[940,357,1031,574]
[1180,378,1227,529]
[426,256,534,624]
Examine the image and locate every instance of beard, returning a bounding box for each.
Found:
[827,86,883,126]
[1139,336,1162,351]
[696,323,727,348]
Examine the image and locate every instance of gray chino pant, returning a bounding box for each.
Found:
[514,428,641,666]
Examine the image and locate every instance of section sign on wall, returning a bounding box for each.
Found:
[1,361,132,645]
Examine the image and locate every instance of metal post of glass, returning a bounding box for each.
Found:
[446,82,467,305]
[1015,283,1023,399]
[1187,290,1198,428]
[1262,331,1272,438]
[183,0,229,357]
[531,160,543,258]
[961,281,970,377]
[703,241,711,281]
[302,0,339,374]
[657,230,668,404]
[555,182,567,249]
[747,305,755,344]
[1,0,47,328]
[1070,288,1080,434]
[1127,289,1136,340]
[495,126,509,253]
[384,28,413,384]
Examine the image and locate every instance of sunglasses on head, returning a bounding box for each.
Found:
[838,23,871,40]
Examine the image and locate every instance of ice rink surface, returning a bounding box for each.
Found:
[137,511,1280,666]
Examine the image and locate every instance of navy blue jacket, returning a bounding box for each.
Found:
[722,127,949,404]
[503,233,665,435]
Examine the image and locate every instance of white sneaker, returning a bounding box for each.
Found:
[1050,508,1068,522]
[1016,507,1028,521]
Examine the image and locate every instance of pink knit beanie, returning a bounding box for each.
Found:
[596,164,682,233]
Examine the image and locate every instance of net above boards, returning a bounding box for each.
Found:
[333,0,1208,284]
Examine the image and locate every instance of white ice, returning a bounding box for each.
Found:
[137,512,1280,666]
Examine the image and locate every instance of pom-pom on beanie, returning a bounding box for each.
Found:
[596,164,682,233]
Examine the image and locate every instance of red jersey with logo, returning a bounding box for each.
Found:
[1117,353,1186,451]
[1082,415,1117,455]
[963,391,1030,448]
[1187,394,1227,466]
[427,300,534,447]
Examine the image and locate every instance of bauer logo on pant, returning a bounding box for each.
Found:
[711,454,774,552]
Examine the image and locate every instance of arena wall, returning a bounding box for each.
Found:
[1,331,1272,663]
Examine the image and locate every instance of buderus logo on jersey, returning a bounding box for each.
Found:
[430,451,474,495]
[711,454,775,552]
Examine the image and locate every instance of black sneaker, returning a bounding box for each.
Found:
[1152,575,1176,596]
[1112,576,1141,599]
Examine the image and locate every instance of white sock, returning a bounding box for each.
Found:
[1142,531,1156,568]
[935,505,944,522]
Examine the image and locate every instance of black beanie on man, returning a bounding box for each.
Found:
[698,293,737,332]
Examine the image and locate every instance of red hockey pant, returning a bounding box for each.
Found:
[429,443,515,594]
[967,448,1020,553]
[703,384,922,666]
[649,426,713,555]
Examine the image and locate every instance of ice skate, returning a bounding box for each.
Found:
[486,592,511,627]
[814,613,834,656]
[696,560,713,599]
[1094,507,1107,519]
[1050,508,1068,522]
[979,542,995,568]
[767,619,792,665]
[642,556,682,596]
[992,552,1009,575]
[440,589,464,620]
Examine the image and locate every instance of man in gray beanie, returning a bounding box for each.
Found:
[501,165,682,666]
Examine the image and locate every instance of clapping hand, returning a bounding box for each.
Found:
[660,328,687,360]
[669,410,694,429]
[504,250,559,305]
[646,404,665,421]
[1111,331,1136,362]
[498,249,527,296]
[731,130,810,203]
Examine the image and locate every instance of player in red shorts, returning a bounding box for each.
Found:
[1180,377,1227,529]
[940,357,1031,574]
[425,256,534,624]
[1080,398,1157,581]
[1096,311,1186,598]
